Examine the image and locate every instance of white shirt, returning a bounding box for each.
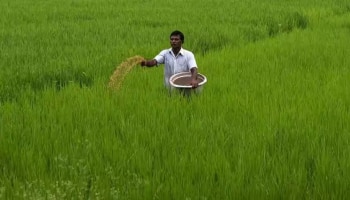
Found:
[154,48,197,87]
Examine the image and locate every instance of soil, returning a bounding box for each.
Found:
[173,76,204,86]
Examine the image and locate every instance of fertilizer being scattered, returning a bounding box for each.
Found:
[108,55,144,90]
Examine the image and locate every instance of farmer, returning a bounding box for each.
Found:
[140,30,199,89]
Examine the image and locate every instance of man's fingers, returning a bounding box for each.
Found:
[140,60,146,66]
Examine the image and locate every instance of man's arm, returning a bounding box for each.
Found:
[190,67,198,88]
[140,59,157,67]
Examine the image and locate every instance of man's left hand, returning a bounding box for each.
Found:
[191,79,198,88]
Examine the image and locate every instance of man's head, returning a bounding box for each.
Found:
[170,30,184,43]
[170,30,184,50]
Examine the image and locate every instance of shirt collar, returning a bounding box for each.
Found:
[169,48,184,56]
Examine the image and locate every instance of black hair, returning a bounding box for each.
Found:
[170,30,185,43]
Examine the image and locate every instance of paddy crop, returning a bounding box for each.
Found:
[1,0,350,199]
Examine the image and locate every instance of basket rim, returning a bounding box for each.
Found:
[169,72,207,88]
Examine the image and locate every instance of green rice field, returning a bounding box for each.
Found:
[1,0,350,199]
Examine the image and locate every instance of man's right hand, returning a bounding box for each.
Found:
[140,59,157,67]
[140,60,147,66]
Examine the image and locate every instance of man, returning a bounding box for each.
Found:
[140,30,199,89]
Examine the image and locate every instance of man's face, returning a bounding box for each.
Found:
[170,35,182,49]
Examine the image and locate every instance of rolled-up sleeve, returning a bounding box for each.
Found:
[187,52,197,69]
[154,50,167,64]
